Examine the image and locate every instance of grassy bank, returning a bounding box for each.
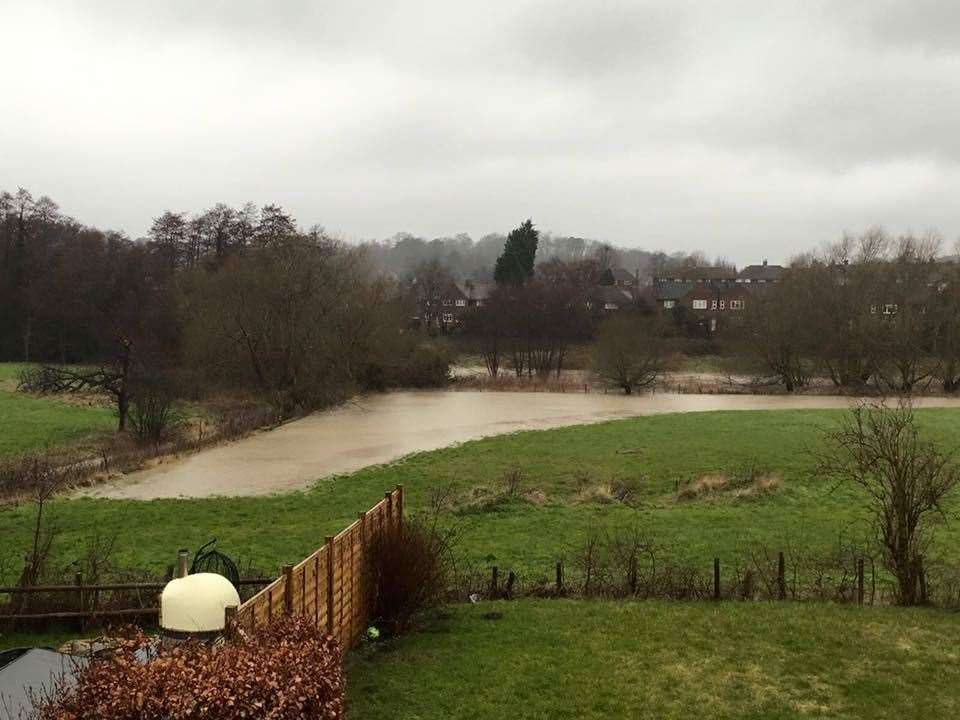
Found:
[347,599,960,720]
[0,363,114,458]
[3,408,960,586]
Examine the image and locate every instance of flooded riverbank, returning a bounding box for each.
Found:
[82,391,960,500]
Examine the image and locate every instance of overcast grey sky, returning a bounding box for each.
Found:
[3,1,960,263]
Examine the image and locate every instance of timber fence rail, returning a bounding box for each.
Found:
[228,485,404,652]
[0,579,272,624]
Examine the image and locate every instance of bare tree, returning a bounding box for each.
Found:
[593,312,664,394]
[816,399,960,605]
[743,271,813,392]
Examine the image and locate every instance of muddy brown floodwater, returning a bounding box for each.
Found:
[81,390,960,500]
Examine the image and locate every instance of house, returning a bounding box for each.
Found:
[608,267,638,289]
[458,280,494,308]
[652,261,781,332]
[590,285,634,311]
[736,260,785,284]
[410,278,468,330]
[652,266,736,310]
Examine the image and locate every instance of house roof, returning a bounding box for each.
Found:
[653,281,696,301]
[609,267,636,283]
[687,266,737,281]
[738,263,785,281]
[593,286,633,305]
[0,649,88,719]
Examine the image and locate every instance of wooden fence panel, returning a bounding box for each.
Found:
[230,486,402,653]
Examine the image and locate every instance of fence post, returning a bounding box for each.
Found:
[357,512,367,635]
[396,485,404,528]
[713,558,720,601]
[385,491,394,528]
[857,558,864,606]
[283,564,294,615]
[491,566,499,598]
[224,605,237,639]
[75,571,85,631]
[506,571,516,600]
[555,562,563,596]
[777,552,786,600]
[325,536,335,636]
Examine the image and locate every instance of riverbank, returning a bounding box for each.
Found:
[6,407,960,587]
[82,391,960,500]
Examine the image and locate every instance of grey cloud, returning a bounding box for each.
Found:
[3,0,960,263]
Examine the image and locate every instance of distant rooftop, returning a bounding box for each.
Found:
[655,266,737,282]
[737,261,785,281]
[608,267,636,283]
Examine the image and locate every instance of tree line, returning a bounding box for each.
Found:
[1,187,447,434]
[744,230,960,393]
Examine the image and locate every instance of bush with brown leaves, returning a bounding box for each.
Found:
[370,519,457,636]
[34,617,344,720]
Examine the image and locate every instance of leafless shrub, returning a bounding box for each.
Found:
[128,376,184,447]
[426,482,458,515]
[501,467,524,496]
[816,398,960,605]
[571,529,610,597]
[369,519,458,636]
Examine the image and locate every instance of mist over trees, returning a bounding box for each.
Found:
[360,228,702,283]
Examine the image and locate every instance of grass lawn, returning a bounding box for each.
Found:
[347,599,960,720]
[0,363,114,458]
[0,629,86,653]
[3,408,960,587]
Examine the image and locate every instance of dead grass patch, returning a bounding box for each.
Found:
[677,471,783,501]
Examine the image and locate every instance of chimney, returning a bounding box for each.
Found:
[762,259,768,267]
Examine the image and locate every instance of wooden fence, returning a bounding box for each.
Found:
[0,579,272,625]
[228,485,404,652]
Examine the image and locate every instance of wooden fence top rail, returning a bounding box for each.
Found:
[0,578,273,594]
[293,544,328,573]
[0,608,160,620]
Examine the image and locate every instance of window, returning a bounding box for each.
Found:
[604,302,618,310]
[455,299,466,307]
[442,299,452,306]
[442,313,454,323]
[883,304,898,315]
[692,299,707,309]
[870,304,877,314]
[711,299,718,310]
[719,300,726,310]
[475,299,484,307]
[730,300,744,310]
[663,299,676,309]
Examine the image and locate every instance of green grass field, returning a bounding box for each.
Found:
[347,600,960,720]
[3,408,960,586]
[0,363,114,458]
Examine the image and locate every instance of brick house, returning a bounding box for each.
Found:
[653,261,783,333]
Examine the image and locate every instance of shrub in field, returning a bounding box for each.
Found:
[370,519,456,636]
[816,399,960,605]
[33,617,344,720]
[127,375,184,447]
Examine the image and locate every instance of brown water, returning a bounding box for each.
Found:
[82,391,960,500]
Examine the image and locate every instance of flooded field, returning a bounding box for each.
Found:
[83,391,960,499]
